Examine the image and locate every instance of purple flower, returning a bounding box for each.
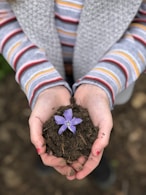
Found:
[54,108,83,135]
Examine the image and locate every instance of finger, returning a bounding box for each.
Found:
[88,103,113,156]
[54,166,76,178]
[71,161,83,172]
[76,150,103,180]
[91,126,112,156]
[66,175,76,181]
[40,153,67,167]
[70,156,88,172]
[77,156,88,165]
[67,156,88,180]
[29,115,46,155]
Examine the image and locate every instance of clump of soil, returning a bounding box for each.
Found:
[43,99,98,163]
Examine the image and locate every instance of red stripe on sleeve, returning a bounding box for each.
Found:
[1,16,16,26]
[100,58,129,88]
[16,59,48,82]
[0,28,22,52]
[13,44,37,70]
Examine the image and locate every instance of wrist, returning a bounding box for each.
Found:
[73,80,113,110]
[76,84,108,98]
[39,85,70,97]
[74,84,111,108]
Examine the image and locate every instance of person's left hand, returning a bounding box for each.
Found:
[70,84,113,180]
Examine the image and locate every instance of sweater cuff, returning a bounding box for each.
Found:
[73,60,128,110]
[73,78,114,110]
[16,61,72,109]
[29,79,72,110]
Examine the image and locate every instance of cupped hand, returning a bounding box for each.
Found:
[29,86,83,178]
[73,84,113,180]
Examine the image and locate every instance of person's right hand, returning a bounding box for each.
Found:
[29,86,83,178]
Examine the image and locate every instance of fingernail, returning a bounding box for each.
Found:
[75,166,83,172]
[77,166,83,171]
[96,151,101,155]
[36,148,41,154]
[69,169,76,177]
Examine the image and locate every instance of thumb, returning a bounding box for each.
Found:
[29,115,46,155]
[91,125,113,156]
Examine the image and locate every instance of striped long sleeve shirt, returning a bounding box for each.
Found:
[0,0,72,108]
[0,0,146,109]
[75,2,146,107]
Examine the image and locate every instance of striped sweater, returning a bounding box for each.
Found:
[0,0,146,109]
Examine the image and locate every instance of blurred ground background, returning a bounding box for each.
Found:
[1,56,146,195]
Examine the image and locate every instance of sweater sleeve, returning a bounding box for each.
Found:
[0,1,71,109]
[73,2,146,109]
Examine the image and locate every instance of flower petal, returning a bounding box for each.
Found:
[63,108,73,120]
[58,125,67,135]
[54,115,65,125]
[71,117,83,125]
[68,125,76,134]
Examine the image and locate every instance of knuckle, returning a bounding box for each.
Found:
[30,136,37,146]
[42,160,48,166]
[28,116,33,127]
[103,139,109,148]
[100,139,109,149]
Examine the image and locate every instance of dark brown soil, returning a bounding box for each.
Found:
[1,72,146,195]
[43,101,98,163]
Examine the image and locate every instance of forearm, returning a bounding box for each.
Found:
[0,1,71,108]
[74,2,146,109]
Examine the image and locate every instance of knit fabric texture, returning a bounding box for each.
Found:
[9,0,142,81]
